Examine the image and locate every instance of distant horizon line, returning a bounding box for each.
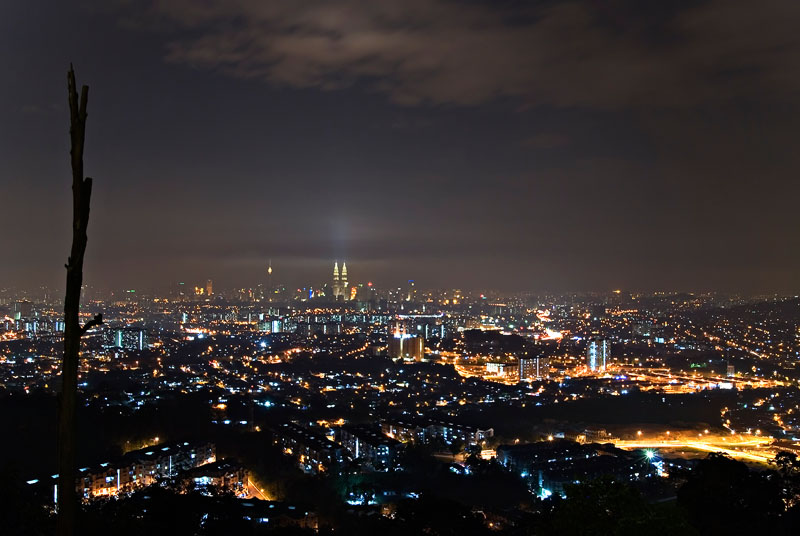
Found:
[1,284,798,301]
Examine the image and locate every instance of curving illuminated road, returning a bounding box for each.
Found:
[615,436,773,463]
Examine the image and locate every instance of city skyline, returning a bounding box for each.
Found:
[4,2,800,533]
[3,1,800,294]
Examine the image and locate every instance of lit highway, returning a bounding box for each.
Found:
[615,435,774,463]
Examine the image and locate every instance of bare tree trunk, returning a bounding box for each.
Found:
[57,65,102,536]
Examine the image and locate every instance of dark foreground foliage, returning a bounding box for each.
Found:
[4,452,800,535]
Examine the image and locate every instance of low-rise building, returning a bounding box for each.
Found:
[181,459,248,497]
[338,424,402,470]
[382,418,493,446]
[271,422,346,473]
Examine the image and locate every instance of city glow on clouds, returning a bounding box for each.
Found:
[132,0,800,108]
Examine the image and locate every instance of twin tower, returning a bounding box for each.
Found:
[332,261,349,300]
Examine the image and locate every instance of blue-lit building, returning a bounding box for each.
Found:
[586,338,609,372]
[104,327,148,351]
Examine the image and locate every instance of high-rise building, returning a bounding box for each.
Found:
[332,261,349,300]
[586,338,610,372]
[519,357,550,380]
[105,327,147,351]
[175,281,187,299]
[341,262,348,300]
[332,262,340,299]
[388,325,425,361]
[13,300,33,320]
[267,260,273,301]
[206,279,213,296]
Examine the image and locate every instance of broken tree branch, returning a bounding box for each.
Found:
[57,65,101,536]
[79,313,103,336]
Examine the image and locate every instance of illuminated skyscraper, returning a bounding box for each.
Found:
[388,324,425,361]
[105,327,147,351]
[13,300,33,320]
[267,260,273,302]
[519,357,549,380]
[332,261,348,300]
[206,279,213,296]
[586,338,609,372]
[333,262,341,299]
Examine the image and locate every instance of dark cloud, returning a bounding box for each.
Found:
[2,0,799,294]
[127,0,800,109]
[522,133,570,149]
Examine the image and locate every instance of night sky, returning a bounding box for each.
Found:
[2,0,799,294]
